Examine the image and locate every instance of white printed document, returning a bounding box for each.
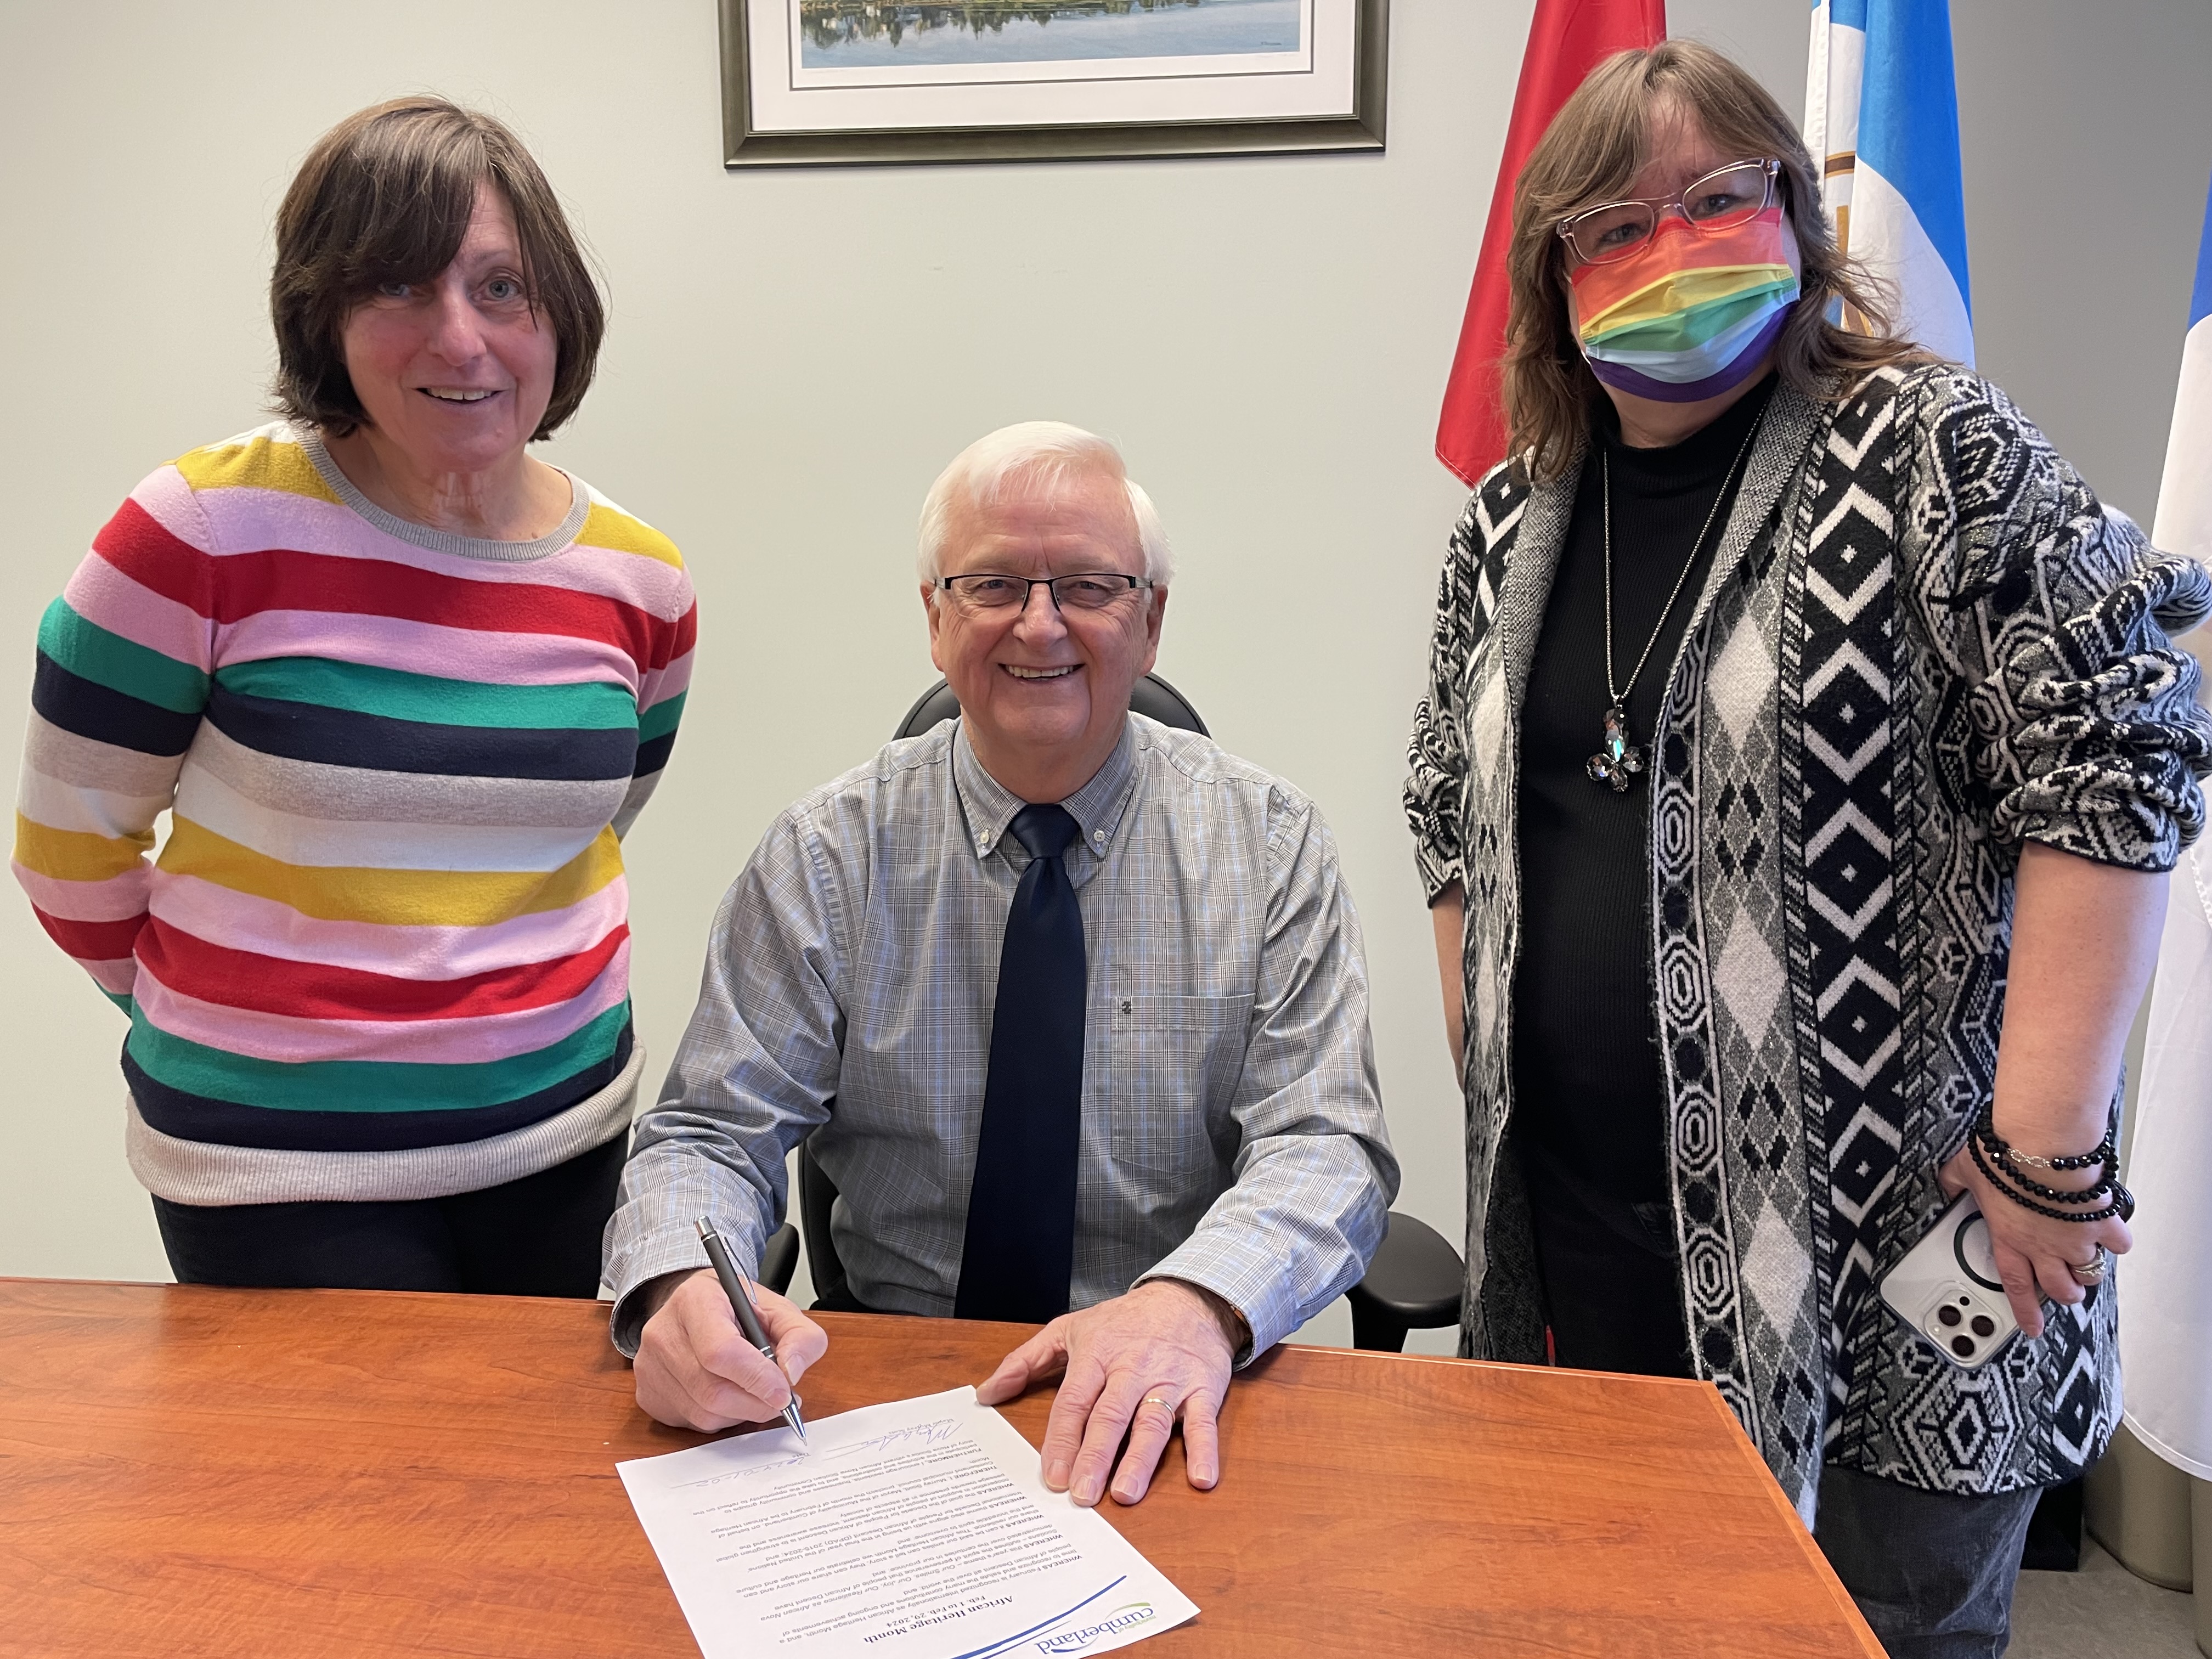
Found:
[618,1386,1198,1658]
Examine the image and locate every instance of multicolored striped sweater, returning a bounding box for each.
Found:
[13,424,693,1205]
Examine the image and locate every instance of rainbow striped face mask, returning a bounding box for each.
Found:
[1568,204,1799,403]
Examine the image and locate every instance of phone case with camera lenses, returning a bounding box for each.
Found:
[1877,1192,2021,1369]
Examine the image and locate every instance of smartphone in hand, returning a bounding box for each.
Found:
[1878,1192,2021,1369]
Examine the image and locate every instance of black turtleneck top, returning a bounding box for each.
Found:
[1509,375,1776,1372]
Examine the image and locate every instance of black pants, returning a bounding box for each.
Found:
[1814,1464,2042,1659]
[1522,1139,1694,1376]
[151,1135,627,1297]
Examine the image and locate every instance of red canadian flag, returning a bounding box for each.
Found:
[1436,0,1668,486]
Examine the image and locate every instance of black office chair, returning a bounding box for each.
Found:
[1347,1212,1463,1351]
[757,674,1464,1352]
[758,1222,800,1298]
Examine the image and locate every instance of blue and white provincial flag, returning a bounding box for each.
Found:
[1803,0,1974,364]
[2151,171,2212,568]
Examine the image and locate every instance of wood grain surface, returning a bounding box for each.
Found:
[0,1278,1882,1658]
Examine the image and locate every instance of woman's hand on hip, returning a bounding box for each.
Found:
[1937,1146,2131,1339]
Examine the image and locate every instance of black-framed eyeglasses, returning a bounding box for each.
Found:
[935,573,1154,613]
[1555,158,1781,267]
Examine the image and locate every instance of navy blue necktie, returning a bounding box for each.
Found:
[955,803,1087,1323]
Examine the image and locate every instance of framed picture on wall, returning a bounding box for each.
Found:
[718,0,1388,166]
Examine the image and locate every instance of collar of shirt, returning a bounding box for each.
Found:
[951,715,1140,878]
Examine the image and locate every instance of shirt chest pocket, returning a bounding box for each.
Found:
[1099,977,1254,1184]
[1110,990,1252,1039]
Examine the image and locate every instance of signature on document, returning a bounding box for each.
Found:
[678,1415,965,1487]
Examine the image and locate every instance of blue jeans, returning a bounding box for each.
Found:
[1815,1464,2044,1658]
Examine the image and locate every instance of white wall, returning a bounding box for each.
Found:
[2,2,2203,1351]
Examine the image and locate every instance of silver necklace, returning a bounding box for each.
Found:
[1585,422,1760,793]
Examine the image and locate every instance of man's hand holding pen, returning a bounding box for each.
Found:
[636,1268,828,1434]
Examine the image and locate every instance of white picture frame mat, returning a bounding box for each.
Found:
[747,0,1356,133]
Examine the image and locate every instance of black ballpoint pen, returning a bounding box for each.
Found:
[696,1217,808,1445]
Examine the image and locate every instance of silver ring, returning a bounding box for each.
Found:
[2069,1247,2109,1285]
[1141,1394,1173,1411]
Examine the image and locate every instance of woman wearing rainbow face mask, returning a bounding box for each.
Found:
[1404,41,2210,1657]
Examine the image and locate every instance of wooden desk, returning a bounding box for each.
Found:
[0,1279,1879,1658]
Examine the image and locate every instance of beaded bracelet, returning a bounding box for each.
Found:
[1967,1119,2120,1212]
[1974,1106,2117,1174]
[1968,1133,2136,1223]
[2006,1143,2110,1172]
[1976,1148,2117,1208]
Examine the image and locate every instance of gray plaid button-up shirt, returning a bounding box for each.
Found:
[604,714,1396,1357]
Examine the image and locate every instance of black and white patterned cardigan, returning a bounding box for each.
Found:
[1404,364,2212,1517]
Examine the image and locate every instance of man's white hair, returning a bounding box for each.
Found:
[917,421,1174,588]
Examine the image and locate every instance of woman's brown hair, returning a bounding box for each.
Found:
[270,97,605,441]
[1502,41,1924,483]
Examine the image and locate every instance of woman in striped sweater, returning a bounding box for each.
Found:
[12,98,695,1295]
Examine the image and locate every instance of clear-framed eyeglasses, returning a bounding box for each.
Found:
[935,573,1154,614]
[1555,157,1781,267]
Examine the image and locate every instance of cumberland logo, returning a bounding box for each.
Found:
[1032,1602,1159,1654]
